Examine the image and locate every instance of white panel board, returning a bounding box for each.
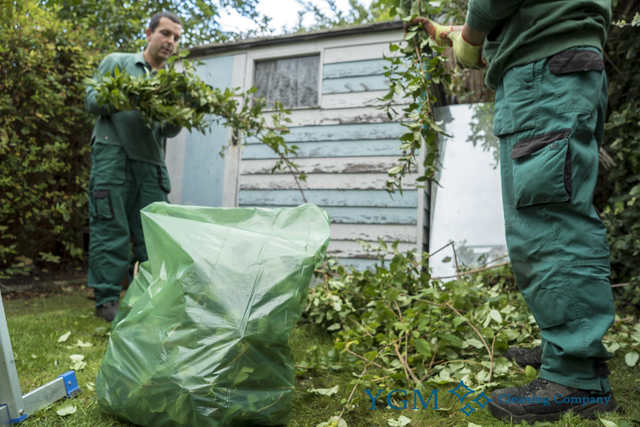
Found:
[321,91,408,109]
[324,41,402,63]
[331,224,416,243]
[274,107,393,126]
[429,104,508,280]
[165,129,188,204]
[240,157,411,175]
[239,173,418,190]
[328,240,415,259]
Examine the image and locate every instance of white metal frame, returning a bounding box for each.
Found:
[0,291,80,425]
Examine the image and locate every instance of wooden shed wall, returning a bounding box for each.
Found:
[170,28,430,270]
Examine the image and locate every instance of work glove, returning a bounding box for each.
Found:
[408,17,484,69]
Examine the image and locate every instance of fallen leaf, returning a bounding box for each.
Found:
[56,405,76,416]
[316,416,348,427]
[309,385,339,396]
[387,415,412,426]
[57,331,71,343]
[70,354,86,371]
[624,351,639,367]
[75,340,93,348]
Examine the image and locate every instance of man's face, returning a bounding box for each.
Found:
[145,17,182,66]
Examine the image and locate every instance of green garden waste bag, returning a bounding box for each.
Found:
[96,202,330,426]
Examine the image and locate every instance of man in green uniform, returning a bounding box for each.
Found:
[86,12,183,321]
[413,0,617,422]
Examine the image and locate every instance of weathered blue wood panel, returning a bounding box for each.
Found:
[242,139,403,159]
[180,55,234,206]
[246,122,405,144]
[338,258,380,271]
[322,75,388,94]
[239,190,417,208]
[323,59,387,79]
[324,207,417,224]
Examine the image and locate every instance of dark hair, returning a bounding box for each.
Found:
[148,11,182,32]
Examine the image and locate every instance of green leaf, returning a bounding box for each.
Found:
[624,351,639,367]
[309,385,339,396]
[489,309,503,324]
[387,415,412,426]
[57,331,71,343]
[524,365,537,381]
[56,405,77,416]
[316,416,348,427]
[464,338,484,349]
[599,418,619,427]
[415,338,432,356]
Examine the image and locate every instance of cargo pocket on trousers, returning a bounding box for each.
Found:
[92,189,114,220]
[511,129,572,208]
[157,166,171,193]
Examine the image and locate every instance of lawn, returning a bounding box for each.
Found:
[2,288,638,427]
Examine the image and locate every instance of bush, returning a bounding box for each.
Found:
[0,1,97,277]
[599,5,640,304]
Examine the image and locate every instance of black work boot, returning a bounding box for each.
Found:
[503,345,542,369]
[96,301,119,322]
[488,378,616,423]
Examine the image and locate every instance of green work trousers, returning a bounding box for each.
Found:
[88,143,171,306]
[494,47,615,392]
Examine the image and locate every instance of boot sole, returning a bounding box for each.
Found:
[488,397,617,423]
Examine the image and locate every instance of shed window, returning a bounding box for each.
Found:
[254,55,320,108]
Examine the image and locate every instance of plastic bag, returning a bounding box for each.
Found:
[96,202,330,426]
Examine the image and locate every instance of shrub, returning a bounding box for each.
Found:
[0,1,97,277]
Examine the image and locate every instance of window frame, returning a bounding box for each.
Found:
[250,51,323,112]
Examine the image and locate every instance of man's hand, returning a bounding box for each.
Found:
[407,17,485,69]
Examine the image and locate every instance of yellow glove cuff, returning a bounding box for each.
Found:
[449,31,483,69]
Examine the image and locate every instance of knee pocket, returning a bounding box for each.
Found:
[525,284,570,329]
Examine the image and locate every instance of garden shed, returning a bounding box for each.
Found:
[165,21,507,272]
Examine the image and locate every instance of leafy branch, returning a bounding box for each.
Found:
[86,57,308,201]
[379,12,452,192]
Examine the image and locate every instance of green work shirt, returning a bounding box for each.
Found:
[465,0,611,90]
[85,52,182,165]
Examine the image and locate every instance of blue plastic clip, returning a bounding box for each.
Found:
[58,371,81,397]
[9,414,28,424]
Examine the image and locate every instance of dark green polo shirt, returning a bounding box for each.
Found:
[466,0,611,90]
[85,52,181,165]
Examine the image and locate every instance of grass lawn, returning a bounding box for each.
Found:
[2,291,638,427]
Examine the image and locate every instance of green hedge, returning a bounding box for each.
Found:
[0,2,97,277]
[599,3,640,304]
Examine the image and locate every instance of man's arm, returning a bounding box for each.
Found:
[157,121,182,139]
[85,54,118,116]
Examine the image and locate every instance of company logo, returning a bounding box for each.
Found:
[365,380,492,416]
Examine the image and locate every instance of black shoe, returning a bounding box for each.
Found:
[96,301,119,322]
[503,345,542,369]
[488,378,616,423]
